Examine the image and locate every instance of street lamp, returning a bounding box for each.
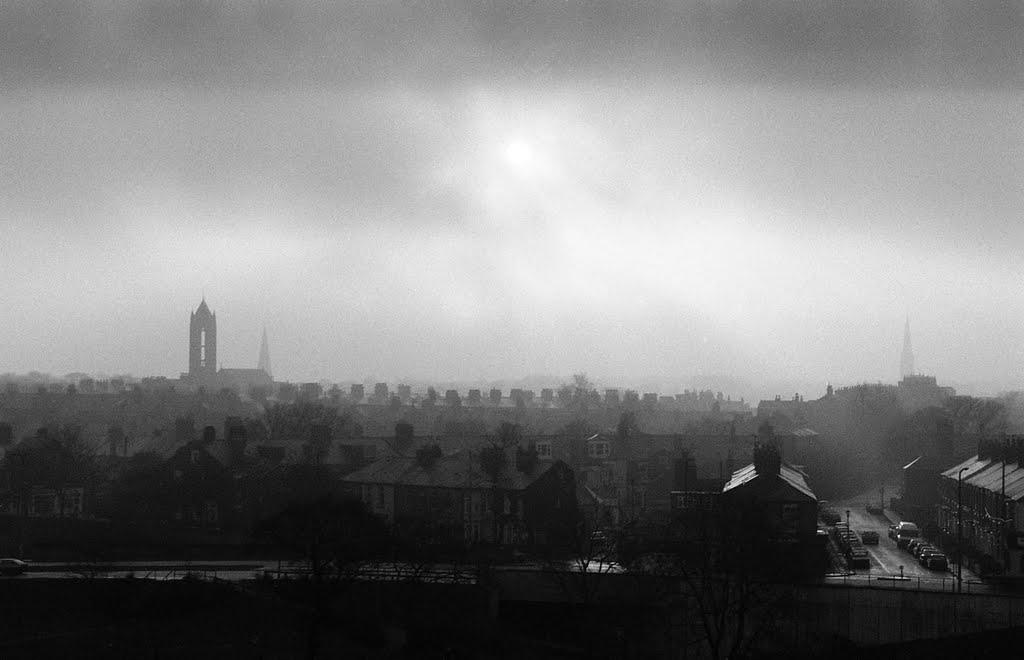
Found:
[957,466,968,594]
[846,509,850,532]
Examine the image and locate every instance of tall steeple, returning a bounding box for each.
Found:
[257,327,272,380]
[188,297,217,381]
[900,316,915,378]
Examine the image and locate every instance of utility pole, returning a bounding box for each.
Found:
[958,467,968,594]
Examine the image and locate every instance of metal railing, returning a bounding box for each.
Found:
[823,571,993,594]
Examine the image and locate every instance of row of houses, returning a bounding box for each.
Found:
[0,416,824,566]
[900,436,1024,579]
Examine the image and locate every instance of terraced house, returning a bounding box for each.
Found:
[341,447,578,552]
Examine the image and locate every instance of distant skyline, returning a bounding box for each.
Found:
[2,2,1022,402]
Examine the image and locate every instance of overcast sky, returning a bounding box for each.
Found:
[2,1,1022,400]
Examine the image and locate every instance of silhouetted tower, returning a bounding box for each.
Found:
[189,298,217,380]
[900,316,915,378]
[257,327,272,379]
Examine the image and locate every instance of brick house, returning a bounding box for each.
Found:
[341,449,578,551]
[719,443,822,571]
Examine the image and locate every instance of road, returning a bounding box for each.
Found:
[829,490,982,590]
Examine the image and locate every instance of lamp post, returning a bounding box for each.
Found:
[846,509,850,532]
[957,467,968,594]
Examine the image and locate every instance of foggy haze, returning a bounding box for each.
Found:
[2,1,1022,401]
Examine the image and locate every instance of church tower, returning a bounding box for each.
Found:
[189,298,217,381]
[900,316,915,378]
[257,327,272,380]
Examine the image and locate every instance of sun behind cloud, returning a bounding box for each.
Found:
[502,138,535,171]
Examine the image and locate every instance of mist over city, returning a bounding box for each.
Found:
[2,2,1024,658]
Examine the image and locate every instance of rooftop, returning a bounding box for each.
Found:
[341,450,557,491]
[722,461,816,500]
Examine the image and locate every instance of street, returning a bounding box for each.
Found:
[829,490,982,590]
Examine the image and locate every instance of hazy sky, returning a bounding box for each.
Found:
[2,1,1023,400]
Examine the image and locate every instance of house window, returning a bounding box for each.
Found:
[587,441,610,459]
[206,501,219,524]
[536,441,552,459]
[64,490,83,516]
[780,503,800,537]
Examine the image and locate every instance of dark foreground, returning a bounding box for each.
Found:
[3,575,1024,659]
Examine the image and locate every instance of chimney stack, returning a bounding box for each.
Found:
[753,442,781,476]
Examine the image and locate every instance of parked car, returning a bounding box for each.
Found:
[923,553,948,571]
[906,538,925,555]
[895,522,920,549]
[861,531,879,545]
[847,549,870,569]
[866,504,883,515]
[913,543,936,559]
[0,558,27,576]
[919,547,944,565]
[888,524,898,540]
[820,508,841,525]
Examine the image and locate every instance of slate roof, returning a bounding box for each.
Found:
[942,455,1024,501]
[941,456,992,482]
[129,433,187,459]
[722,462,816,501]
[341,450,556,491]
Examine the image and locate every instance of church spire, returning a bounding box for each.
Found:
[257,327,272,380]
[901,316,915,378]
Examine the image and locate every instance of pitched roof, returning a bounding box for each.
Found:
[341,451,556,491]
[942,455,1024,501]
[129,433,186,459]
[722,462,816,501]
[941,456,991,481]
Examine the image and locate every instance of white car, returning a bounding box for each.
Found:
[0,558,27,576]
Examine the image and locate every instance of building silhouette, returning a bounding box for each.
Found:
[182,298,272,393]
[901,316,915,378]
[188,298,217,381]
[257,328,272,380]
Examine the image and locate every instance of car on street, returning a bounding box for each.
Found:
[895,522,920,549]
[923,553,949,571]
[919,547,944,565]
[888,524,898,540]
[0,558,27,576]
[820,508,841,525]
[847,548,870,568]
[861,531,879,545]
